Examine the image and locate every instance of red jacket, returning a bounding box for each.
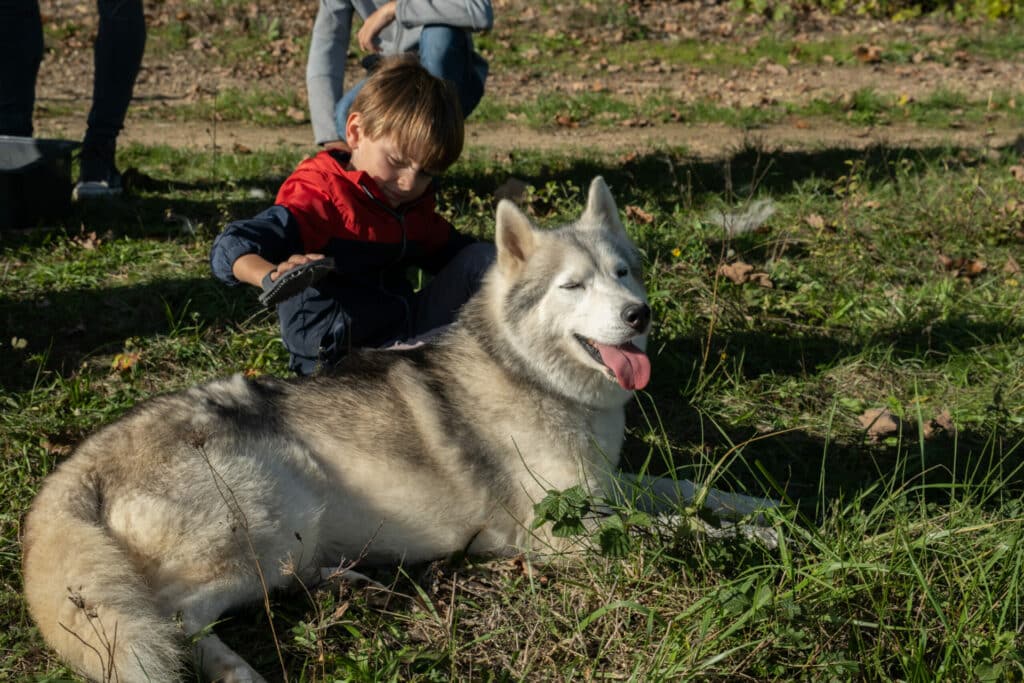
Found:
[275,150,468,271]
[211,150,475,287]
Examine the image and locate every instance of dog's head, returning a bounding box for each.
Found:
[482,176,651,407]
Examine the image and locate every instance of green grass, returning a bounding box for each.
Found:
[3,135,1024,679]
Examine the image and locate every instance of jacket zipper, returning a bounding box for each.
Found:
[359,182,422,339]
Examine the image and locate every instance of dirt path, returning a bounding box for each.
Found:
[26,0,1024,160]
[36,115,1023,160]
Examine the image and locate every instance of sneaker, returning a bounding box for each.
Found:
[73,143,123,200]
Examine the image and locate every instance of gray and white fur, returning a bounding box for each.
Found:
[22,177,770,682]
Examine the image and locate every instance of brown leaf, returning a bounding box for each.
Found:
[72,231,101,250]
[858,408,899,440]
[922,409,955,439]
[804,213,826,230]
[41,439,72,457]
[1004,256,1021,275]
[718,261,754,284]
[554,114,578,128]
[854,44,883,64]
[1010,165,1024,182]
[286,106,307,123]
[111,351,140,373]
[938,254,987,279]
[625,205,655,224]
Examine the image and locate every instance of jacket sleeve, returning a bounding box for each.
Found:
[210,206,304,286]
[275,166,356,254]
[395,0,493,31]
[306,0,356,145]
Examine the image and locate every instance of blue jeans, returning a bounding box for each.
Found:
[0,0,145,147]
[334,25,486,141]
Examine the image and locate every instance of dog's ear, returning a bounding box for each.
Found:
[495,199,537,275]
[580,176,625,236]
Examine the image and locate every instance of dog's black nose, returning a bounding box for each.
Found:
[621,303,651,331]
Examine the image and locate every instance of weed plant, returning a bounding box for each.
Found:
[2,138,1024,679]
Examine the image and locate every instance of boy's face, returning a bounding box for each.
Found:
[346,113,435,208]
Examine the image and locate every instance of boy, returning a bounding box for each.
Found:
[211,55,494,375]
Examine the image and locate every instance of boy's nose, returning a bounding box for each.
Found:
[396,170,416,191]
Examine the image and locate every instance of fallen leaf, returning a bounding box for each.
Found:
[1010,165,1024,182]
[625,205,655,224]
[858,408,900,440]
[938,254,986,279]
[111,352,141,372]
[41,439,72,457]
[717,261,773,287]
[804,213,826,230]
[854,44,883,64]
[554,114,579,128]
[718,261,754,284]
[1004,256,1021,275]
[72,230,101,250]
[922,409,955,439]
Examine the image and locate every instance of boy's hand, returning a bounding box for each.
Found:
[259,255,336,308]
[266,254,329,282]
[357,1,396,53]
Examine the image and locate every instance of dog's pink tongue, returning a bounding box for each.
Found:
[595,342,651,390]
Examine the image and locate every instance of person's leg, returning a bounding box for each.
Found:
[0,0,43,137]
[410,242,495,337]
[333,78,366,143]
[77,0,146,195]
[307,0,355,147]
[417,25,485,117]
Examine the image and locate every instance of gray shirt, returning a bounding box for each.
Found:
[306,0,493,145]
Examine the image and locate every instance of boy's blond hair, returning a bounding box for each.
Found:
[351,54,465,175]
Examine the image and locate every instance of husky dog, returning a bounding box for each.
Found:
[22,177,769,682]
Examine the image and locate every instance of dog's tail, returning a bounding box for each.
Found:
[22,452,182,682]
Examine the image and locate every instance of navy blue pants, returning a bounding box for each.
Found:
[0,0,145,147]
[280,242,496,375]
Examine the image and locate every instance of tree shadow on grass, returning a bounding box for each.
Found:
[0,275,260,392]
[624,324,1024,521]
[450,137,1013,220]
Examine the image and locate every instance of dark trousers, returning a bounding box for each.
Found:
[281,242,496,376]
[0,0,145,147]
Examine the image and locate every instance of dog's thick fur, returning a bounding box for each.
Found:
[23,177,678,681]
